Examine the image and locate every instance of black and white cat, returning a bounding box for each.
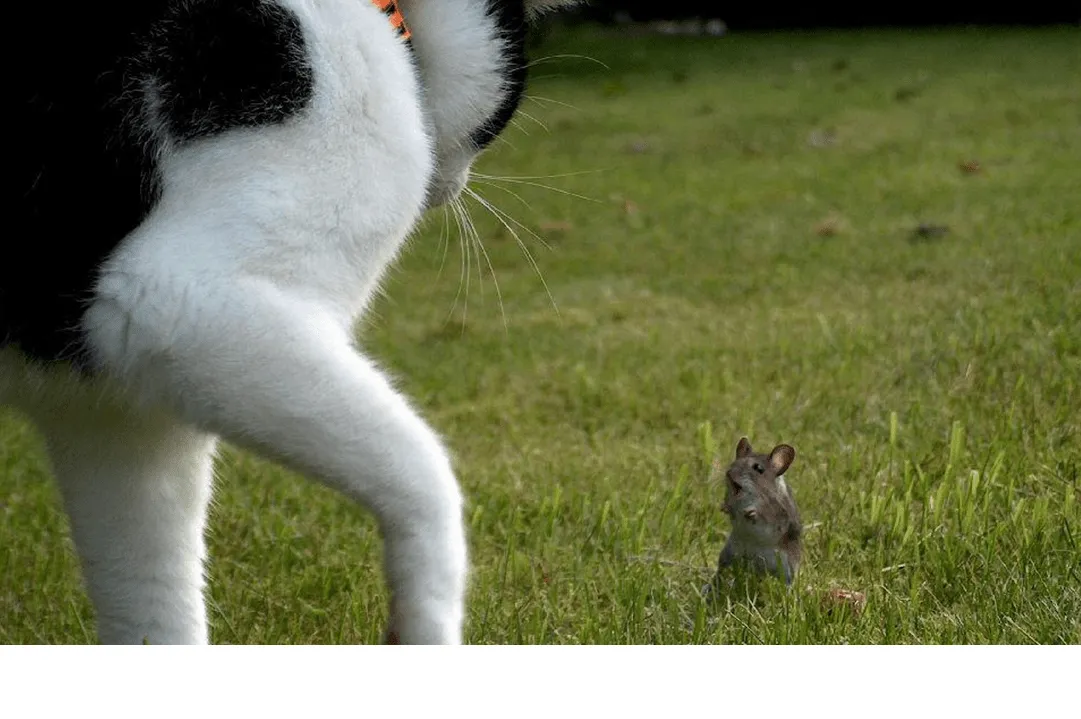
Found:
[1,0,580,644]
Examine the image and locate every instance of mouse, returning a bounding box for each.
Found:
[707,437,802,588]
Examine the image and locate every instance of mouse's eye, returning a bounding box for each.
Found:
[753,463,765,474]
[728,479,742,495]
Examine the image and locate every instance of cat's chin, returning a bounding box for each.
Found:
[423,174,469,210]
[423,188,460,211]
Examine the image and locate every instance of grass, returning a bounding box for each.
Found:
[2,25,1079,644]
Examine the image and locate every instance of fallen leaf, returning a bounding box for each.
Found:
[619,199,645,229]
[959,159,982,174]
[815,214,845,237]
[823,587,867,615]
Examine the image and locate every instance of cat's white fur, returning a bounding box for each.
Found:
[0,0,577,644]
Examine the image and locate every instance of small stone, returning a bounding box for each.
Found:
[808,129,837,148]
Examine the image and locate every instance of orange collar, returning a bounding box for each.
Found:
[371,0,411,40]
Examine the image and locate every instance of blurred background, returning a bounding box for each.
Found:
[554,3,1077,28]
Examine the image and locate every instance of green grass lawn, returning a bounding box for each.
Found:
[2,25,1079,644]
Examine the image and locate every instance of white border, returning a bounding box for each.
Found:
[2,645,1075,718]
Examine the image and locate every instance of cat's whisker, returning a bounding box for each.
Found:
[447,198,470,326]
[470,178,534,212]
[458,198,475,328]
[459,195,508,332]
[528,73,571,82]
[524,53,610,70]
[491,134,518,152]
[461,198,483,302]
[508,118,531,137]
[471,169,606,203]
[524,94,581,111]
[435,204,451,281]
[516,110,549,133]
[468,182,554,253]
[473,169,606,181]
[471,176,602,204]
[465,187,559,317]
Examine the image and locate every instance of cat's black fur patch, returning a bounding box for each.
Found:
[144,0,314,142]
[469,1,529,150]
[3,1,315,368]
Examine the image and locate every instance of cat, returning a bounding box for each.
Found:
[1,0,581,644]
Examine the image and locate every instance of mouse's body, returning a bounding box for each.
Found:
[711,437,802,586]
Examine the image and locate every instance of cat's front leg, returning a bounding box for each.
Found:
[84,278,467,644]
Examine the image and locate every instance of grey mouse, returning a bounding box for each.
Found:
[708,437,802,588]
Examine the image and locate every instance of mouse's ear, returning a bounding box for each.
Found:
[769,445,795,475]
[736,437,753,459]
